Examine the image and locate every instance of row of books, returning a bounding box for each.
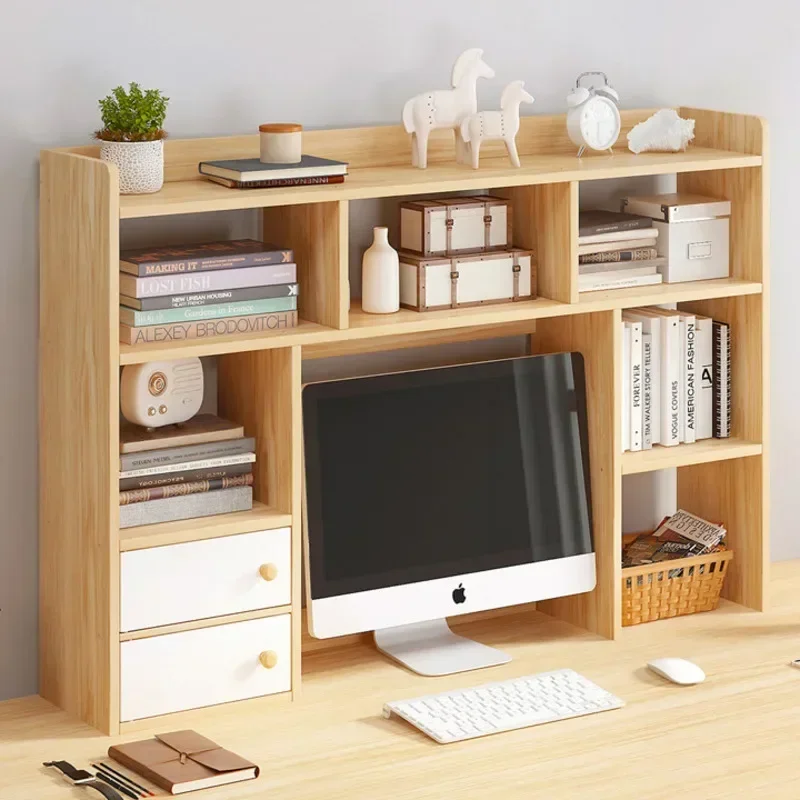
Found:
[621,307,731,453]
[119,415,255,528]
[578,210,664,293]
[119,239,299,345]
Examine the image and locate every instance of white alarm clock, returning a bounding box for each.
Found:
[566,71,621,157]
[120,357,204,429]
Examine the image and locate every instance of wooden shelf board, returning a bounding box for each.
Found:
[621,438,762,475]
[119,278,761,364]
[118,147,761,219]
[118,501,291,551]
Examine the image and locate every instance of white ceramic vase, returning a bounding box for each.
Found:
[100,140,164,194]
[362,227,400,314]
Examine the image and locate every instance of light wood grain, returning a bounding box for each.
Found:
[532,311,621,638]
[119,279,762,365]
[39,151,120,734]
[119,605,293,641]
[288,347,304,699]
[7,561,800,799]
[498,181,578,303]
[262,201,348,329]
[115,148,762,219]
[621,438,762,475]
[118,502,291,551]
[58,109,661,180]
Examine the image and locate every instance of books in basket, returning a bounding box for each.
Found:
[199,154,348,183]
[120,240,293,277]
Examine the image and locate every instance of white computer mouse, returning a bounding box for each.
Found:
[647,658,706,685]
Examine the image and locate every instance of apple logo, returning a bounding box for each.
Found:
[452,583,466,604]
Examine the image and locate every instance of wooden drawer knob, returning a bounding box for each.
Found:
[259,563,279,582]
[259,650,279,669]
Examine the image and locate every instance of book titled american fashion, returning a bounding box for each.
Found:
[119,486,253,528]
[119,436,256,472]
[120,283,299,311]
[120,240,293,277]
[119,463,252,491]
[578,210,653,237]
[199,154,348,183]
[206,174,346,189]
[120,263,297,299]
[120,296,297,327]
[120,310,298,345]
[119,453,256,480]
[120,473,253,505]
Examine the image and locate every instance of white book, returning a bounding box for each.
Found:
[641,331,653,449]
[119,452,256,479]
[624,311,661,445]
[579,273,663,293]
[695,316,714,439]
[644,309,681,446]
[622,323,631,452]
[627,321,643,451]
[680,314,697,444]
[578,227,660,245]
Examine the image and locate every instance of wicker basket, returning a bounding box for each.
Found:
[621,549,734,626]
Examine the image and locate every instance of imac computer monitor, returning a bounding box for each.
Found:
[302,353,594,676]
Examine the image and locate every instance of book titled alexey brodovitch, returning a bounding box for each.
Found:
[120,239,294,277]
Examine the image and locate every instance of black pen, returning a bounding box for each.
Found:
[93,769,140,799]
[92,763,153,797]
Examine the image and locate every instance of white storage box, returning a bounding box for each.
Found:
[399,195,511,257]
[399,248,534,311]
[622,193,730,283]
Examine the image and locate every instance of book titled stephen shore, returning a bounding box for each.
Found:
[120,310,298,345]
[120,239,293,277]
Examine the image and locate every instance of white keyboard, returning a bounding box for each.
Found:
[383,669,624,744]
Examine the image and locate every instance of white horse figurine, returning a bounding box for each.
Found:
[402,48,495,169]
[460,80,534,169]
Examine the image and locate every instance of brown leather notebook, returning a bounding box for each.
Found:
[108,730,259,795]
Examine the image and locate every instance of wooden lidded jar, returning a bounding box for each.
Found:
[259,123,302,164]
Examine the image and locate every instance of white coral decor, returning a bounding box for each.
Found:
[627,109,695,154]
[100,140,164,194]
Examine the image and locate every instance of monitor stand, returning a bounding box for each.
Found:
[374,619,511,677]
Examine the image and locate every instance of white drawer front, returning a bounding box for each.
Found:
[120,527,291,632]
[120,614,291,721]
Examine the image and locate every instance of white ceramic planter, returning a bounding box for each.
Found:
[100,140,164,194]
[362,227,400,314]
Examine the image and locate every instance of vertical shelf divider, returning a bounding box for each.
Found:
[532,309,622,638]
[499,181,578,305]
[263,199,350,330]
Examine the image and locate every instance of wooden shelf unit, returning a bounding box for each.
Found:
[39,107,769,734]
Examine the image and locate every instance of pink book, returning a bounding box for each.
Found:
[120,263,297,299]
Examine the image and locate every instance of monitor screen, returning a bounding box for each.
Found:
[303,353,593,601]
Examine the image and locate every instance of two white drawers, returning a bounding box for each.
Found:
[120,528,292,722]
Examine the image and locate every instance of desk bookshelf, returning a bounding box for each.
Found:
[39,107,768,734]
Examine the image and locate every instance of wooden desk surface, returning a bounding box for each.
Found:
[4,560,800,800]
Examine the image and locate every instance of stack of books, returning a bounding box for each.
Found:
[119,414,256,528]
[119,239,299,345]
[620,307,731,453]
[199,155,348,190]
[578,210,665,292]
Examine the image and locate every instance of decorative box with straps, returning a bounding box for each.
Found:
[398,248,535,311]
[399,195,511,257]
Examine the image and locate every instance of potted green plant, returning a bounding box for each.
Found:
[95,82,169,194]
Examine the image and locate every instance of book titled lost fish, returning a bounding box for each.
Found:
[120,239,294,276]
[120,296,297,327]
[121,263,298,299]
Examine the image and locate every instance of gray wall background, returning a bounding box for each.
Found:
[1,0,794,701]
